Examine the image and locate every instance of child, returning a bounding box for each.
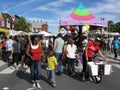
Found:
[46,50,57,88]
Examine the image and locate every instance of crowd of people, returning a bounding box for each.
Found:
[0,33,120,89]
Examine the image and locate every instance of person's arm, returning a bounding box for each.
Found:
[10,44,14,58]
[98,50,108,64]
[26,44,32,59]
[18,43,21,53]
[85,45,88,62]
[54,57,58,72]
[40,44,45,62]
[53,43,56,52]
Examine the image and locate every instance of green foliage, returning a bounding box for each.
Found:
[14,16,30,32]
[108,20,120,33]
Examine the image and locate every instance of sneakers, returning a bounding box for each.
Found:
[96,76,101,81]
[36,82,42,89]
[70,73,76,76]
[52,84,56,88]
[82,75,86,81]
[32,82,36,88]
[56,71,62,76]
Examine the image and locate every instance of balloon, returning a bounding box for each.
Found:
[85,24,90,30]
[82,26,87,33]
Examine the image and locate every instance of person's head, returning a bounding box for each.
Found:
[14,37,19,42]
[49,50,54,57]
[94,38,101,45]
[31,35,40,45]
[114,36,118,40]
[67,38,74,46]
[57,33,62,38]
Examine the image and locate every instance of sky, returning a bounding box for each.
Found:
[0,0,120,34]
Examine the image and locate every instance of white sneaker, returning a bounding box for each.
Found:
[89,77,93,82]
[96,76,100,81]
[32,82,36,88]
[37,83,42,89]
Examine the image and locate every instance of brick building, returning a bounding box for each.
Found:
[31,20,48,33]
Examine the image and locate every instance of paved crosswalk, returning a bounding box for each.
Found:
[0,53,120,75]
[0,60,31,74]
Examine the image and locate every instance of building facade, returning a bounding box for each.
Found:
[0,12,20,29]
[31,20,48,32]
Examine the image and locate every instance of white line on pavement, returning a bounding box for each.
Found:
[0,66,15,74]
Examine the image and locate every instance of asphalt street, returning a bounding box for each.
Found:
[0,52,120,90]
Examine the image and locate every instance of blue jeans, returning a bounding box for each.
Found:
[114,48,119,58]
[30,60,42,81]
[2,48,7,62]
[55,53,62,72]
[47,70,56,85]
[67,57,75,75]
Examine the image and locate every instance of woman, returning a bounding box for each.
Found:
[66,38,77,76]
[82,38,108,81]
[26,35,45,88]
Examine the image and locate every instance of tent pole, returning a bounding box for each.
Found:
[78,26,82,50]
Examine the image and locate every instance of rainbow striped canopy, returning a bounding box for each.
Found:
[60,3,108,27]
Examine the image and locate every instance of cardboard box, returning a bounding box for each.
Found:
[104,64,112,75]
[87,62,98,76]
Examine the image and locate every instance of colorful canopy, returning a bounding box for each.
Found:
[60,3,108,27]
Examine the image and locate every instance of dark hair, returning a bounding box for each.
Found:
[67,38,74,47]
[14,37,18,42]
[31,35,39,44]
[9,36,12,39]
[94,38,101,42]
[57,33,62,37]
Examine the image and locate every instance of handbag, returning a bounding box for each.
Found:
[24,55,33,66]
[62,50,68,61]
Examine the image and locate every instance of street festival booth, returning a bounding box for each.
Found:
[59,2,108,44]
[0,28,10,38]
[60,3,112,78]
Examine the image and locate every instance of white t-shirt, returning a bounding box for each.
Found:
[45,39,49,48]
[66,44,77,59]
[6,39,14,51]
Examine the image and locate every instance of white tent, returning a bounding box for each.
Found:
[38,31,53,36]
[9,30,28,36]
[9,30,19,36]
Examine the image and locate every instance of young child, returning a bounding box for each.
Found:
[47,50,57,87]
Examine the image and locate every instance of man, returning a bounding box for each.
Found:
[53,33,64,75]
[112,36,120,59]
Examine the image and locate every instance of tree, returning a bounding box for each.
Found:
[115,22,120,33]
[14,16,30,32]
[108,20,115,32]
[108,20,120,33]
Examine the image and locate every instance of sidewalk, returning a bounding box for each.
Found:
[104,52,120,61]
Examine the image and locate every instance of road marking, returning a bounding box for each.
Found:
[2,87,9,90]
[0,60,6,66]
[27,87,36,90]
[0,66,15,74]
